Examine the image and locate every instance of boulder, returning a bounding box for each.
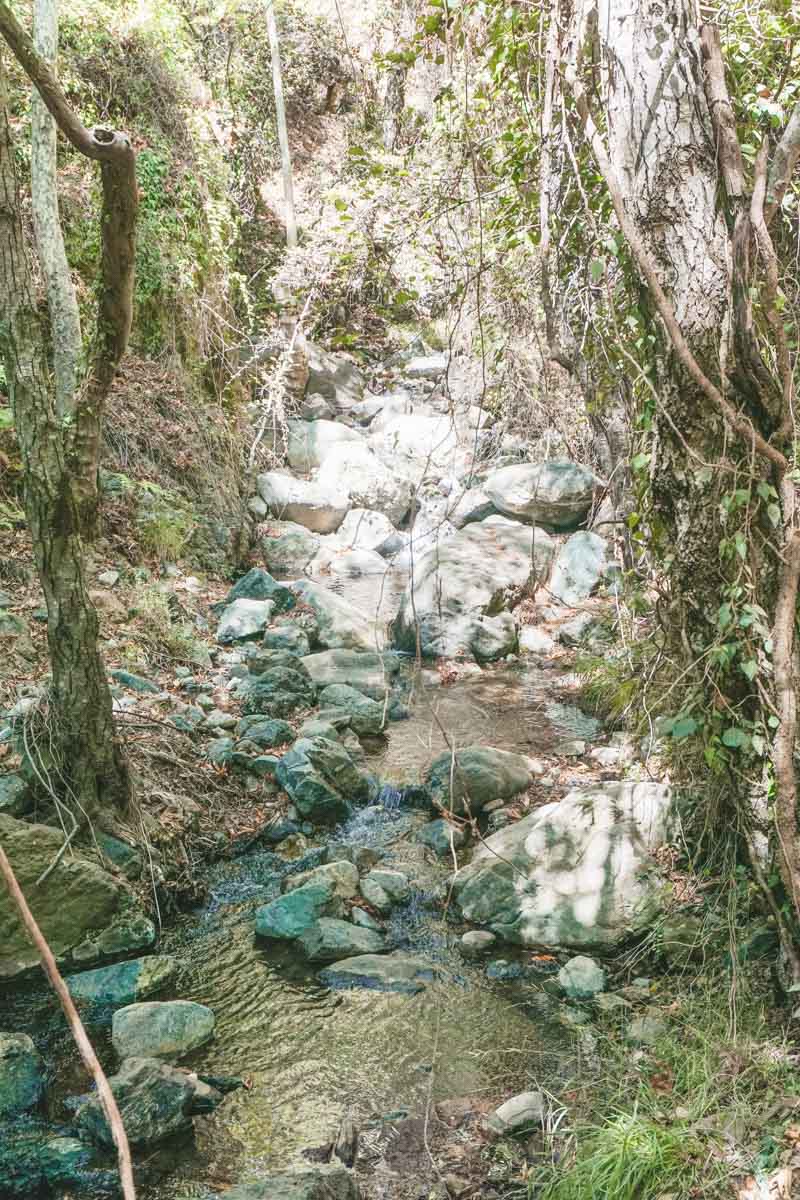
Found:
[0,1033,44,1116]
[255,882,343,941]
[370,414,462,485]
[315,548,388,577]
[241,666,316,718]
[518,626,555,654]
[257,472,349,535]
[392,516,554,660]
[469,611,518,662]
[484,461,601,530]
[350,396,385,425]
[460,930,496,956]
[283,860,360,900]
[224,567,295,612]
[417,819,467,857]
[0,773,29,816]
[301,650,399,698]
[261,521,321,574]
[235,716,295,748]
[66,956,177,1008]
[404,353,448,380]
[306,342,364,410]
[318,953,439,995]
[77,1056,217,1147]
[287,419,364,472]
[558,955,607,999]
[359,869,410,914]
[276,736,371,823]
[452,782,676,949]
[263,623,311,656]
[112,1000,215,1061]
[425,746,537,817]
[291,581,377,651]
[316,442,413,525]
[300,393,334,421]
[448,487,496,529]
[0,815,152,980]
[298,918,384,962]
[318,684,387,736]
[334,508,399,553]
[216,599,275,644]
[549,531,608,606]
[223,1164,361,1199]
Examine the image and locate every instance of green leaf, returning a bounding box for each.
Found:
[740,659,758,681]
[722,727,748,749]
[589,258,605,283]
[718,603,733,630]
[672,717,699,740]
[630,452,650,472]
[333,197,348,212]
[767,503,781,527]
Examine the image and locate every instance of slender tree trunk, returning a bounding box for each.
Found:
[31,0,81,415]
[0,57,130,819]
[265,0,297,249]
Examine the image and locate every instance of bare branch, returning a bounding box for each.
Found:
[0,845,137,1199]
[700,24,745,200]
[765,101,800,225]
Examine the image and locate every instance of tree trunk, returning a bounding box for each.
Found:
[0,58,130,820]
[265,0,297,250]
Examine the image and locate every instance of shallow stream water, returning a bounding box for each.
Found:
[2,564,602,1197]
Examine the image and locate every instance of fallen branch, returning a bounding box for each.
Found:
[0,845,137,1199]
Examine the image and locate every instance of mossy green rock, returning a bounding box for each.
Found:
[224,1163,361,1199]
[236,716,294,748]
[242,667,316,718]
[217,598,275,645]
[558,955,606,999]
[0,773,29,816]
[425,746,535,816]
[318,683,386,735]
[276,736,371,822]
[417,819,467,856]
[283,859,360,899]
[66,955,177,1009]
[0,1121,97,1197]
[255,882,342,940]
[0,1034,44,1116]
[224,567,295,612]
[77,1056,195,1147]
[298,918,384,962]
[0,814,151,979]
[261,521,321,574]
[112,1000,215,1061]
[263,624,310,656]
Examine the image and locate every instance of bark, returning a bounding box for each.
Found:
[0,57,131,818]
[31,0,81,415]
[0,0,137,539]
[265,0,297,249]
[382,67,406,152]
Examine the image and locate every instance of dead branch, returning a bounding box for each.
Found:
[765,100,800,225]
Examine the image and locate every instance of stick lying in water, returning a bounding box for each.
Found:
[0,844,137,1200]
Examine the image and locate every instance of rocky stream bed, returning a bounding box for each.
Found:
[0,344,680,1199]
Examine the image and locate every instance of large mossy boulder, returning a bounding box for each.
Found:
[392,516,554,660]
[216,599,275,644]
[0,815,152,980]
[241,666,316,718]
[451,782,676,949]
[224,1163,362,1199]
[77,1057,215,1147]
[291,580,377,651]
[66,956,177,1009]
[275,737,372,823]
[112,1000,215,1061]
[425,746,537,816]
[484,461,601,530]
[0,1034,44,1116]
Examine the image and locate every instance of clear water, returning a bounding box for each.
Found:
[2,565,601,1197]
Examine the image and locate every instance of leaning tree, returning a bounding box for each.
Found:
[0,1,137,822]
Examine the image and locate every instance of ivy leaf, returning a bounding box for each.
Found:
[671,716,698,740]
[767,503,781,527]
[722,727,748,749]
[333,197,348,212]
[740,659,758,681]
[589,258,605,283]
[631,452,649,472]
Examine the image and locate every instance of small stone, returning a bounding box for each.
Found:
[359,869,410,914]
[558,956,607,999]
[298,918,384,962]
[487,1090,545,1135]
[110,669,159,694]
[627,1013,667,1046]
[248,496,268,519]
[351,908,383,932]
[593,992,630,1014]
[460,930,496,957]
[417,819,466,857]
[284,860,360,900]
[204,708,236,731]
[518,626,555,654]
[274,833,309,860]
[0,773,29,816]
[97,569,120,587]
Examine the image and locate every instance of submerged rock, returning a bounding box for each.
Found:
[298,918,384,962]
[0,1034,44,1117]
[112,1000,215,1061]
[425,746,537,817]
[484,461,601,530]
[392,515,554,660]
[318,953,439,995]
[223,1163,362,1199]
[452,781,676,949]
[66,956,177,1009]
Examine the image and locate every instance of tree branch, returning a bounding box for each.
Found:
[0,0,138,538]
[765,100,800,225]
[0,844,137,1199]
